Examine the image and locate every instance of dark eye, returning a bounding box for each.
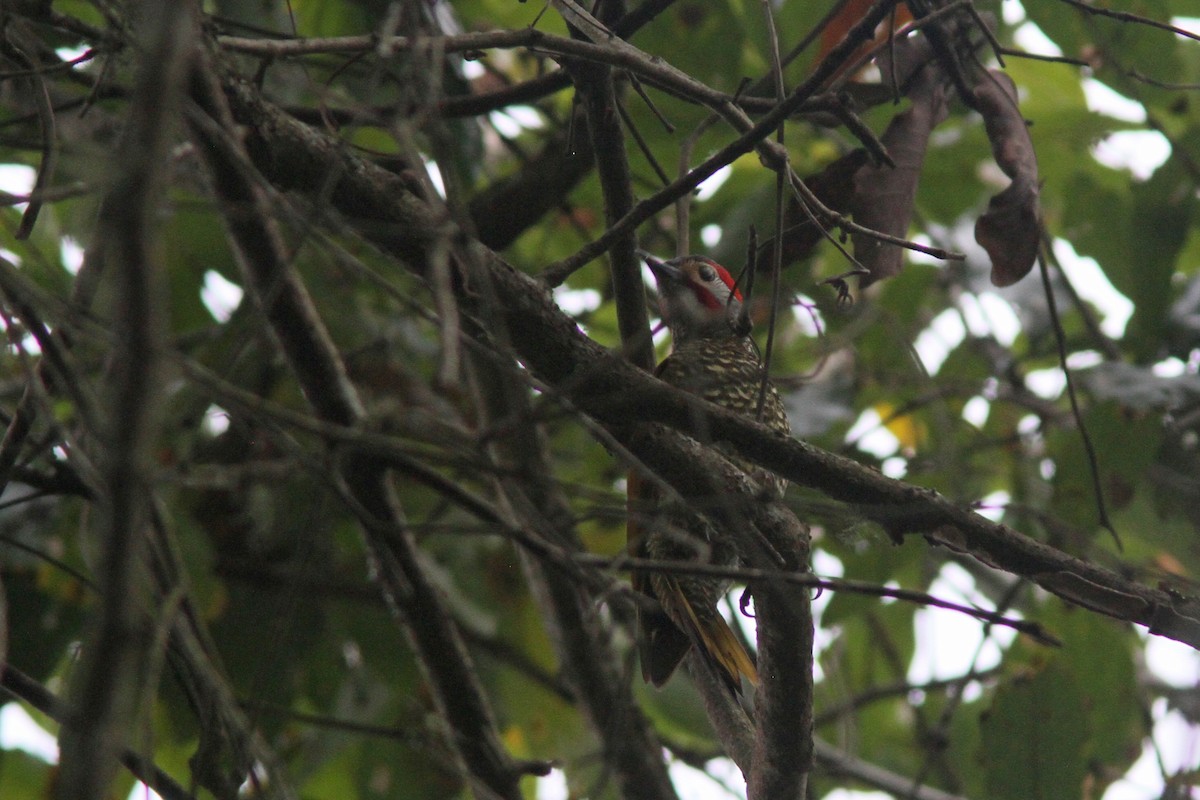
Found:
[698,264,717,282]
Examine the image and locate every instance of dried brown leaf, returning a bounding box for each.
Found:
[850,56,949,287]
[973,70,1041,287]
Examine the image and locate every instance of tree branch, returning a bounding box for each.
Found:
[213,65,1200,653]
[624,425,813,798]
[56,6,189,800]
[567,33,655,369]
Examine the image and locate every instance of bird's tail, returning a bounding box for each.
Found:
[629,469,758,694]
[680,589,759,693]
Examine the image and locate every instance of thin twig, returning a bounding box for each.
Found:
[615,92,671,186]
[574,553,1058,644]
[1054,0,1200,43]
[5,31,57,240]
[997,47,1090,68]
[1036,244,1120,551]
[55,7,187,800]
[627,71,675,132]
[542,0,965,286]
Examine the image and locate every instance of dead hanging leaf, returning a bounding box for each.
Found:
[973,70,1041,287]
[849,42,949,287]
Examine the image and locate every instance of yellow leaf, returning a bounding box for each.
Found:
[876,402,926,450]
[502,724,528,756]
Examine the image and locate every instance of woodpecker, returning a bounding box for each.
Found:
[629,254,791,693]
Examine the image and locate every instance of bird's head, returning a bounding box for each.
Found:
[643,254,746,342]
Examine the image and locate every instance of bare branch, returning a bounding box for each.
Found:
[1054,0,1200,43]
[568,50,655,370]
[215,62,1200,653]
[56,6,191,800]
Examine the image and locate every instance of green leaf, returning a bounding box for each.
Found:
[981,659,1089,800]
[1048,400,1162,530]
[0,748,55,798]
[999,602,1142,790]
[1127,155,1198,360]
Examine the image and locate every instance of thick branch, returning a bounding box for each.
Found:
[569,51,654,369]
[626,425,813,798]
[56,6,188,800]
[215,54,1200,649]
[748,513,813,800]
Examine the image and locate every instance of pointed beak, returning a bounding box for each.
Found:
[639,252,682,284]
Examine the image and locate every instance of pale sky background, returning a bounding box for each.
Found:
[0,7,1198,800]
